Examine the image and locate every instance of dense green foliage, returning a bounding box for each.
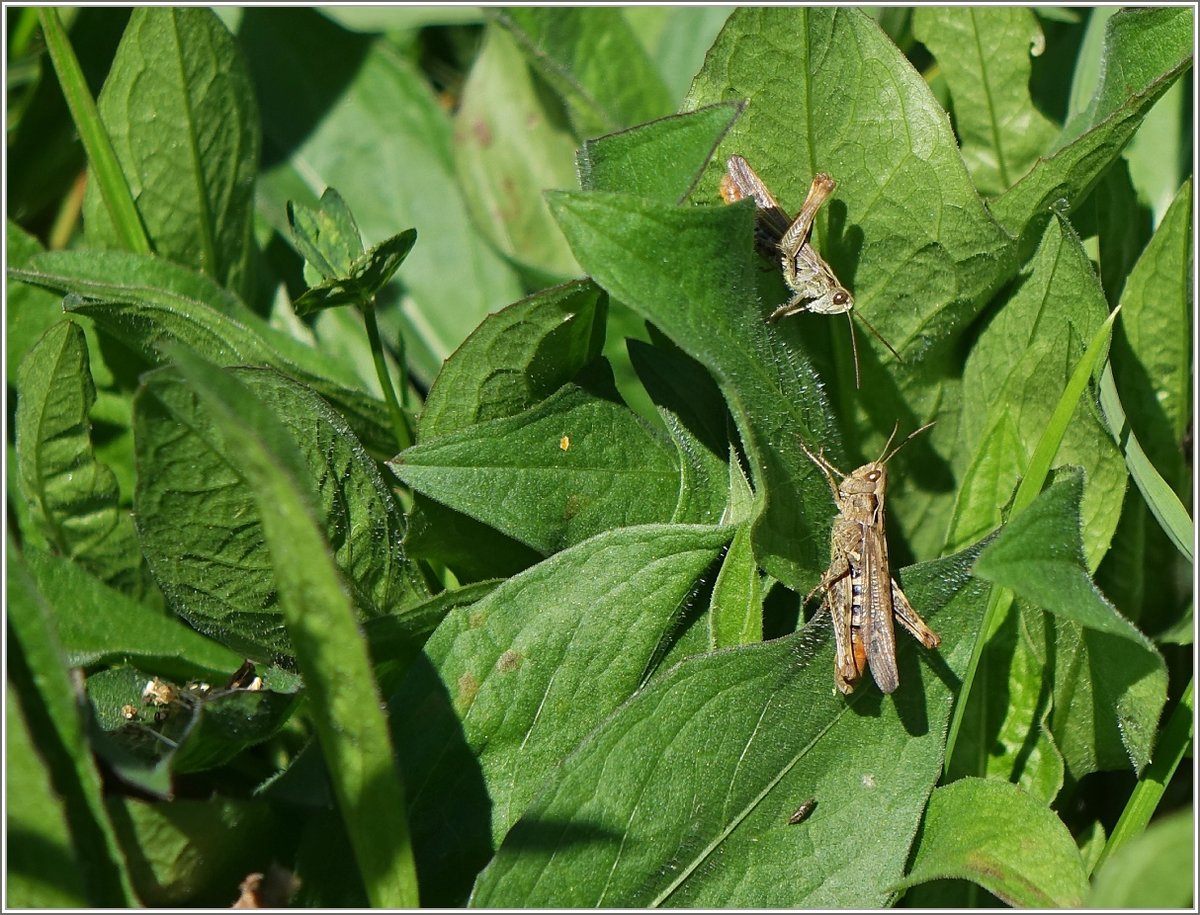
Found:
[6,7,1192,908]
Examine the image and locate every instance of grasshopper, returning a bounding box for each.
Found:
[719,155,900,387]
[800,423,940,694]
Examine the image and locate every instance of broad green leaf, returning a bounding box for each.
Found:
[974,468,1166,773]
[5,689,90,908]
[24,548,242,680]
[11,247,377,390]
[82,8,259,296]
[547,189,836,589]
[106,795,280,906]
[393,383,682,555]
[6,222,80,389]
[241,8,523,385]
[470,546,989,907]
[134,365,427,659]
[912,8,1058,195]
[492,8,673,138]
[452,22,581,279]
[165,345,418,907]
[1088,806,1194,908]
[896,777,1088,907]
[994,8,1192,257]
[7,544,137,906]
[392,523,732,905]
[10,245,404,455]
[15,321,148,595]
[577,100,743,203]
[418,279,606,441]
[708,522,762,647]
[948,215,1125,569]
[1111,177,1192,495]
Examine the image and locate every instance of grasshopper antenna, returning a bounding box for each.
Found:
[853,310,903,364]
[845,311,861,389]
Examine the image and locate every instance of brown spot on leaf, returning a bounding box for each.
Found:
[497,649,522,673]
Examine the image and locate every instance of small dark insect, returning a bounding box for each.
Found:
[788,798,818,825]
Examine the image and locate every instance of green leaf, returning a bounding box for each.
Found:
[993,8,1192,258]
[293,228,417,316]
[7,544,137,905]
[6,223,80,390]
[106,795,281,906]
[974,468,1166,772]
[547,189,835,588]
[16,253,398,456]
[912,8,1059,195]
[241,8,523,385]
[491,7,673,138]
[947,215,1124,570]
[164,345,418,907]
[287,185,365,280]
[577,100,743,203]
[14,321,148,594]
[452,22,581,279]
[82,8,259,296]
[1110,177,1192,495]
[24,548,242,680]
[418,279,606,441]
[393,523,732,905]
[134,365,428,659]
[1088,806,1194,908]
[896,777,1088,907]
[393,383,682,555]
[708,522,762,647]
[470,546,989,907]
[5,689,90,907]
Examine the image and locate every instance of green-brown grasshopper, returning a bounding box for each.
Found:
[720,155,900,387]
[800,424,940,694]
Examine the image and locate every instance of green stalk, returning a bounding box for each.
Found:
[363,300,412,451]
[38,8,150,254]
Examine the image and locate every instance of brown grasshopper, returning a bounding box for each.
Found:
[719,155,900,388]
[800,423,940,694]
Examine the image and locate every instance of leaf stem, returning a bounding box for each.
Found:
[38,8,151,255]
[1091,676,1193,875]
[363,299,411,451]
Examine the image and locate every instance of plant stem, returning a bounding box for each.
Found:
[363,300,411,452]
[1091,676,1193,875]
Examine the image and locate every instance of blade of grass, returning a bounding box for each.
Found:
[1098,363,1193,563]
[1091,677,1193,875]
[166,344,419,907]
[38,8,150,254]
[945,306,1122,771]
